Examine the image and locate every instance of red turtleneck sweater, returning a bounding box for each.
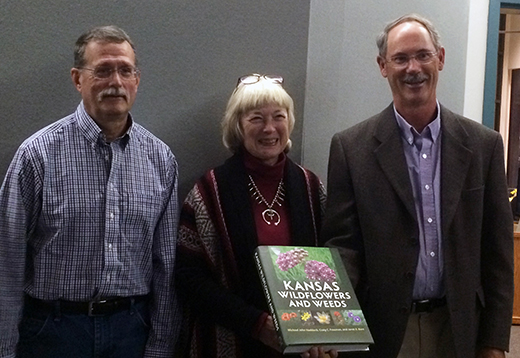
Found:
[244,150,291,246]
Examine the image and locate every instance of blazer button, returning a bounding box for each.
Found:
[410,238,418,246]
[400,306,409,314]
[405,271,414,280]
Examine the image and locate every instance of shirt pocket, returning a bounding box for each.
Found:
[122,192,164,236]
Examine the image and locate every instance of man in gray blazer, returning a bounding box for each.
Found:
[321,14,514,358]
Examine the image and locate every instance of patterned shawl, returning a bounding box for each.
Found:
[176,152,325,358]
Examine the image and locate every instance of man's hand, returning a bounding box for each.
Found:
[300,346,339,358]
[476,347,506,358]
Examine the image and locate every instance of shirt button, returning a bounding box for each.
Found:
[110,213,115,219]
[422,153,427,159]
[425,184,430,190]
[430,251,436,257]
[108,243,112,249]
[427,217,433,223]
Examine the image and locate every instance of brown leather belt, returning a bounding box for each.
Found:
[411,297,447,313]
[25,294,149,317]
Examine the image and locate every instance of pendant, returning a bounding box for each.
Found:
[262,208,281,226]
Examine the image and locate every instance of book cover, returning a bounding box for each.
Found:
[254,246,373,354]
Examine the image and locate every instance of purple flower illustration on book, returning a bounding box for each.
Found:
[274,247,336,282]
[276,248,309,271]
[304,260,336,282]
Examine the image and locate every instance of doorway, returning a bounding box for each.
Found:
[486,4,520,216]
[508,68,520,191]
[497,11,520,190]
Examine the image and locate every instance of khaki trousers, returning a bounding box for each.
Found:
[397,305,456,358]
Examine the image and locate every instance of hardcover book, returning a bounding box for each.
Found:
[254,246,373,354]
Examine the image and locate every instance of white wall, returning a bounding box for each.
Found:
[303,0,475,184]
[463,0,490,122]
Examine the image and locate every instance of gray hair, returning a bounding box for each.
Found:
[376,14,442,58]
[74,25,136,68]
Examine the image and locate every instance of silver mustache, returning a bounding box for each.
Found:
[403,73,429,84]
[97,87,127,101]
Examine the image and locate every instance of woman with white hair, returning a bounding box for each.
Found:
[176,74,335,358]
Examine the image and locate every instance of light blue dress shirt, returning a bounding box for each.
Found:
[394,103,444,300]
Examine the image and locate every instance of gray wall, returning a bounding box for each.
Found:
[0,0,479,197]
[303,0,471,183]
[0,0,310,200]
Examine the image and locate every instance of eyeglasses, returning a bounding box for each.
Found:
[79,66,140,80]
[236,74,284,87]
[385,51,438,67]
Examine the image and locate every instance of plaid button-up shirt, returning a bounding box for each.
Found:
[0,102,180,357]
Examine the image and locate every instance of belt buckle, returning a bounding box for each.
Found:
[88,300,107,316]
[412,299,433,313]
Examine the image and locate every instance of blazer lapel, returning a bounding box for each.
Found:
[373,105,417,221]
[439,107,472,234]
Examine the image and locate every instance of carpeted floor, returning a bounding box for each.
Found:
[507,325,520,357]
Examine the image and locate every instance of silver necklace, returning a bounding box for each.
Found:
[248,175,285,226]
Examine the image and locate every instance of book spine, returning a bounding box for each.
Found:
[254,251,282,337]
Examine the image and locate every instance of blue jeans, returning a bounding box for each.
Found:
[17,298,150,358]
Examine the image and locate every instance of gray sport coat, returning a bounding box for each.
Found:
[321,104,514,358]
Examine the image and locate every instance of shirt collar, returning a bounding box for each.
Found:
[75,101,134,145]
[394,101,441,145]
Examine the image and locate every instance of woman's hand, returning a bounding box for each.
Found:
[258,315,338,358]
[257,315,281,351]
[301,346,338,358]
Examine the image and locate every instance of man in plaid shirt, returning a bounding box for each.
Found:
[0,25,180,358]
